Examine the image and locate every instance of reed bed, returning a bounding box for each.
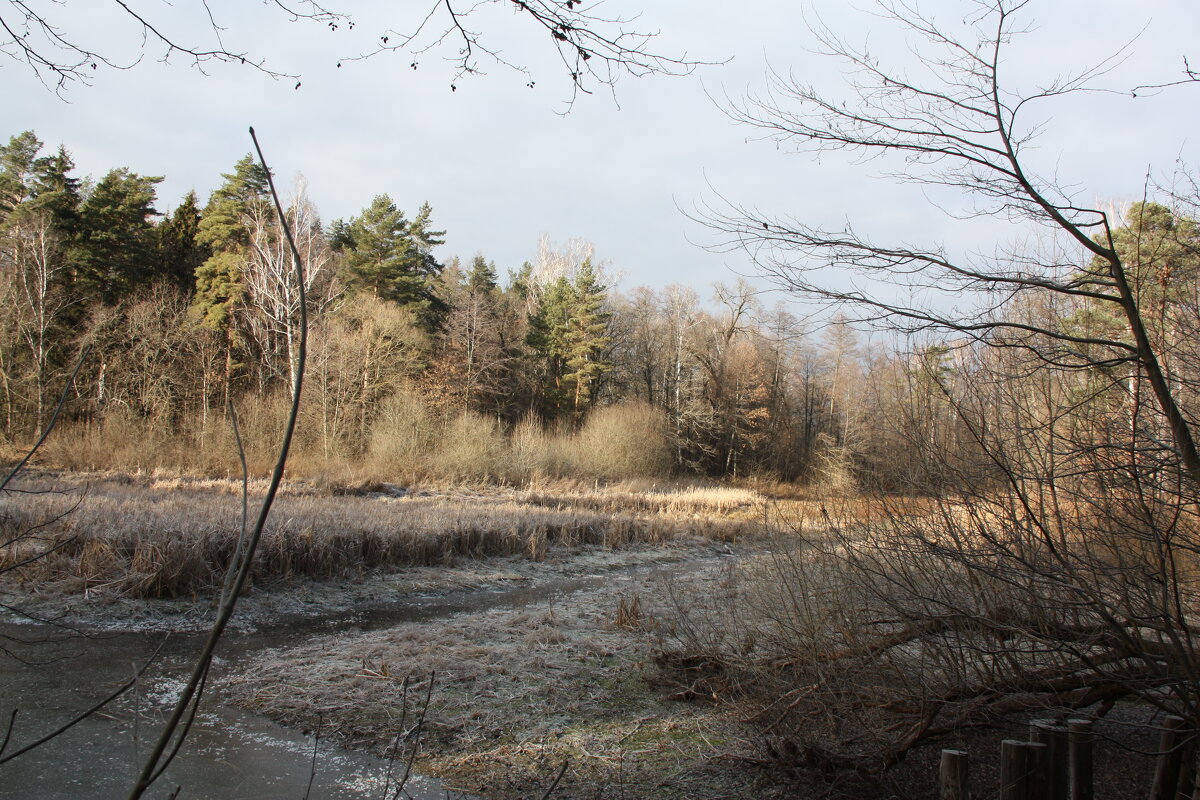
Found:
[0,473,763,599]
[518,484,764,517]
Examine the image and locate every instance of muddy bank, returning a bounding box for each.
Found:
[218,552,787,800]
[0,541,724,633]
[2,541,782,799]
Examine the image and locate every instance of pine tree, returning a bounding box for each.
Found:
[196,155,269,252]
[0,131,42,216]
[72,167,163,303]
[190,155,269,409]
[526,259,612,418]
[335,195,445,327]
[192,155,270,329]
[158,191,208,293]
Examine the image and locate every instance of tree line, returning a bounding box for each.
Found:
[0,128,1000,485]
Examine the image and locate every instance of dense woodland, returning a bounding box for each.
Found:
[4,128,1198,495]
[0,128,977,487]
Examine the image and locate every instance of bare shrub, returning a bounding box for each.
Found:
[366,389,433,480]
[576,401,672,481]
[809,432,857,497]
[429,411,506,482]
[508,415,575,482]
[40,409,179,473]
[661,366,1200,775]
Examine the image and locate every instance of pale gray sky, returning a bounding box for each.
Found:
[6,0,1199,298]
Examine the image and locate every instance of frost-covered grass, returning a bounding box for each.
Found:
[219,560,782,800]
[1,472,763,599]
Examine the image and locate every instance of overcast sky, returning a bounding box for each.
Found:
[7,0,1199,304]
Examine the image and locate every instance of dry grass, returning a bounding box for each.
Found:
[31,396,678,486]
[219,561,786,800]
[0,472,765,599]
[521,484,765,518]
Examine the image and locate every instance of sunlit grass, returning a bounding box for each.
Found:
[1,472,765,598]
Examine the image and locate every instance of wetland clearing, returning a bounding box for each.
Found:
[1,471,792,799]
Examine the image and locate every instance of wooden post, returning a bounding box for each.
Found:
[1151,715,1187,800]
[1067,719,1094,800]
[1179,754,1197,800]
[1002,740,1048,800]
[1177,728,1198,800]
[1030,720,1069,800]
[1029,737,1051,800]
[940,749,969,800]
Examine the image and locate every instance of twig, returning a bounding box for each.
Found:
[0,709,17,758]
[303,714,322,800]
[381,675,411,799]
[126,127,309,799]
[538,758,570,800]
[219,398,250,607]
[393,672,437,799]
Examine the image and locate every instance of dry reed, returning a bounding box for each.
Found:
[1,473,763,599]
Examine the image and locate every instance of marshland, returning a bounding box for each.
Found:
[7,1,1200,798]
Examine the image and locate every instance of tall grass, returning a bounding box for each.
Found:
[0,474,761,599]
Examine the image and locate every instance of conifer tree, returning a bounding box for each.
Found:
[467,253,500,295]
[29,145,81,235]
[158,191,208,293]
[196,155,269,252]
[527,258,612,417]
[192,156,270,329]
[0,131,42,216]
[73,167,163,303]
[561,259,612,413]
[334,195,445,327]
[191,155,269,408]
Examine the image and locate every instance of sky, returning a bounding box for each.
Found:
[6,0,1199,307]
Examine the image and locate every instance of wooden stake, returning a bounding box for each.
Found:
[1030,720,1069,800]
[1150,716,1187,800]
[1002,740,1048,800]
[1067,719,1094,800]
[940,749,969,800]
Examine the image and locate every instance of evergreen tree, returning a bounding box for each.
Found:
[196,155,269,252]
[560,259,612,413]
[190,155,270,408]
[192,156,270,329]
[467,253,500,294]
[527,259,612,417]
[526,274,572,413]
[73,168,163,303]
[0,131,42,216]
[29,145,81,236]
[335,195,445,327]
[0,134,82,235]
[158,191,208,293]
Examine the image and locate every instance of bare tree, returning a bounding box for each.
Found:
[666,0,1200,780]
[243,176,335,396]
[703,0,1200,480]
[3,0,701,97]
[0,207,75,432]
